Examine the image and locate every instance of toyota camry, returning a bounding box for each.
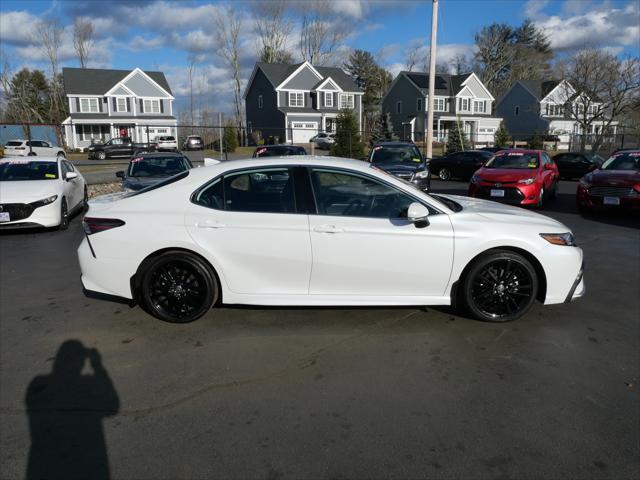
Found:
[78,157,584,323]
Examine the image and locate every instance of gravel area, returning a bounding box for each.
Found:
[88,182,122,198]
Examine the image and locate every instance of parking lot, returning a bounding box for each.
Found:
[0,179,638,479]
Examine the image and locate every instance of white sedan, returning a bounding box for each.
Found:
[78,157,585,323]
[3,139,66,157]
[0,157,87,230]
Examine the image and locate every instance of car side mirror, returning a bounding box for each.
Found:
[407,202,430,228]
[116,171,125,179]
[65,171,78,181]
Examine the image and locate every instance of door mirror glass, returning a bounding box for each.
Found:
[115,170,125,178]
[65,171,78,181]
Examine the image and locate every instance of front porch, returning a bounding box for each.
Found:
[62,119,177,151]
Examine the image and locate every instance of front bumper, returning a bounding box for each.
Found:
[577,185,640,210]
[469,182,542,205]
[564,262,585,302]
[0,199,61,229]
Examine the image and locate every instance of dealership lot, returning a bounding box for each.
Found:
[0,180,638,479]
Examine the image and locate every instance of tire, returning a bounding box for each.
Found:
[459,250,538,322]
[82,186,89,211]
[28,151,37,156]
[58,198,69,230]
[438,168,451,181]
[96,151,106,160]
[536,187,545,208]
[140,252,218,323]
[549,181,557,199]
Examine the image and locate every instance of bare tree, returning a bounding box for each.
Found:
[450,54,473,75]
[73,18,94,68]
[214,5,244,138]
[254,0,293,63]
[404,42,448,73]
[299,2,347,66]
[560,49,640,151]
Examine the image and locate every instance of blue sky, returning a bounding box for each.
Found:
[1,0,638,115]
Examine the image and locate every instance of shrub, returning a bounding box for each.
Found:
[446,120,469,153]
[223,123,238,153]
[331,109,365,159]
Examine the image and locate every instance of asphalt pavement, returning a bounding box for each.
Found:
[0,180,638,479]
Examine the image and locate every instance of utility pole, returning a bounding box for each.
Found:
[425,0,439,160]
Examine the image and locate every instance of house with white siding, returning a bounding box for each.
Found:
[61,67,177,150]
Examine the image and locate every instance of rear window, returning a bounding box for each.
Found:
[370,145,423,165]
[0,160,59,181]
[6,141,24,146]
[601,152,640,171]
[485,152,539,169]
[127,170,190,197]
[128,156,192,177]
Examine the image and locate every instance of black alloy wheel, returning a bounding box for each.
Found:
[83,186,89,211]
[141,253,217,323]
[438,168,451,181]
[97,151,106,160]
[461,250,538,322]
[58,198,69,230]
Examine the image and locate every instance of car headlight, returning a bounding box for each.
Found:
[471,175,482,183]
[540,232,576,246]
[518,177,536,185]
[30,195,58,209]
[415,170,430,179]
[579,178,592,188]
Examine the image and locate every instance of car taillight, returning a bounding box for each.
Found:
[634,184,640,193]
[83,217,125,234]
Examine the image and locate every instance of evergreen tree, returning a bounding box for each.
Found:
[494,121,511,147]
[223,121,238,153]
[369,112,398,146]
[331,109,365,159]
[446,119,469,153]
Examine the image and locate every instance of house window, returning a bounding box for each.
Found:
[80,124,109,141]
[116,97,127,112]
[514,105,520,116]
[340,94,354,109]
[396,101,402,114]
[473,100,486,113]
[324,92,333,107]
[458,98,470,111]
[288,92,304,107]
[80,98,99,113]
[416,98,422,111]
[143,99,160,113]
[433,98,445,111]
[258,95,263,109]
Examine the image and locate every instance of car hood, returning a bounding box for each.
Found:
[374,163,425,174]
[0,180,60,203]
[440,194,566,229]
[476,168,538,183]
[123,176,166,190]
[585,169,640,186]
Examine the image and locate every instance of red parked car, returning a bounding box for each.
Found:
[468,149,559,208]
[577,150,640,213]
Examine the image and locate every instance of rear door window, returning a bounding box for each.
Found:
[224,168,295,213]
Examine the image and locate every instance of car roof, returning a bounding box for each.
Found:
[494,148,541,154]
[1,156,59,162]
[131,152,185,159]
[259,144,299,148]
[373,142,417,147]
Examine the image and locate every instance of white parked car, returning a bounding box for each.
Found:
[3,139,66,157]
[154,136,178,151]
[0,156,86,230]
[310,132,335,149]
[78,157,584,323]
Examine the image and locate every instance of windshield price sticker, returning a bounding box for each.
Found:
[373,146,383,151]
[508,152,524,156]
[412,158,421,163]
[528,162,537,168]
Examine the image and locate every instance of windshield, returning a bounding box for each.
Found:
[484,153,539,169]
[0,160,58,181]
[6,141,24,147]
[128,156,191,177]
[600,152,640,171]
[370,146,423,165]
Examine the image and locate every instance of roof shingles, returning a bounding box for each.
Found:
[62,67,173,96]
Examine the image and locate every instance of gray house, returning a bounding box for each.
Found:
[496,79,616,149]
[382,71,501,144]
[62,67,177,150]
[244,61,363,143]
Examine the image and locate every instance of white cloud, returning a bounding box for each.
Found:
[128,35,165,51]
[535,2,640,51]
[329,0,368,19]
[0,11,40,44]
[386,62,404,78]
[524,0,551,20]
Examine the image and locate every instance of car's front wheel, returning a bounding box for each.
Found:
[438,168,451,181]
[96,151,106,160]
[140,252,218,323]
[460,250,538,322]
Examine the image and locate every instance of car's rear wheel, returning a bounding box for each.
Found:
[140,252,218,323]
[96,151,106,160]
[82,186,89,211]
[438,168,451,181]
[58,198,69,230]
[460,250,538,322]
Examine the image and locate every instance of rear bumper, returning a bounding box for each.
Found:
[78,238,136,299]
[577,185,640,210]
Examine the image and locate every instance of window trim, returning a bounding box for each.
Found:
[340,94,355,109]
[433,98,446,112]
[396,101,402,114]
[143,98,161,113]
[458,97,471,112]
[116,97,127,113]
[416,97,422,111]
[514,105,520,116]
[324,92,333,107]
[79,98,99,113]
[473,100,486,113]
[288,91,305,108]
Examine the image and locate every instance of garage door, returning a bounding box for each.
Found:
[291,122,317,143]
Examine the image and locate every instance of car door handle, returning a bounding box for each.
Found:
[313,225,344,234]
[195,221,226,229]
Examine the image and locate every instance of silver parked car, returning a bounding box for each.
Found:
[310,132,335,149]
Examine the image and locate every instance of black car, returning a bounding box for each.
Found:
[253,145,307,157]
[553,152,604,179]
[367,142,431,191]
[430,150,494,181]
[115,153,193,191]
[87,137,155,160]
[480,146,506,153]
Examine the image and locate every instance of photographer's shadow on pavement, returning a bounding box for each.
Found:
[25,340,120,480]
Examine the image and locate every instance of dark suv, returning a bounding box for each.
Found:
[367,142,430,191]
[253,145,307,157]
